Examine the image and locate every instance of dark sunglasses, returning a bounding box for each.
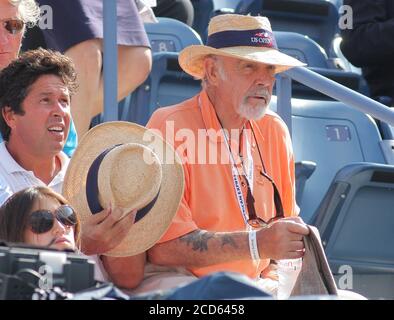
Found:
[245,124,285,229]
[1,18,25,35]
[243,171,284,229]
[28,205,77,234]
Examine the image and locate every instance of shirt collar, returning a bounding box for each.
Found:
[199,90,224,143]
[0,142,27,174]
[50,152,69,187]
[0,141,69,178]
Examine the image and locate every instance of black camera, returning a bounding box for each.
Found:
[0,243,96,300]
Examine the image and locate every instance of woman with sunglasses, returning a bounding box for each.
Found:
[0,186,80,251]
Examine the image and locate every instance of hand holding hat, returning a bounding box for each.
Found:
[78,206,138,256]
[63,121,184,257]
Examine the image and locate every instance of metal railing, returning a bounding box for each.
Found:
[103,0,118,122]
[277,67,394,135]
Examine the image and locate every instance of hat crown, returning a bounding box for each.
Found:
[208,14,272,35]
[98,143,162,218]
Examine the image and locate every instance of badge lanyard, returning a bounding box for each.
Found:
[198,97,257,228]
[220,122,255,229]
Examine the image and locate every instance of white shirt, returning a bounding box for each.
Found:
[0,141,69,206]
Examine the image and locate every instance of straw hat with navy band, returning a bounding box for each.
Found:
[62,121,184,257]
[179,14,306,79]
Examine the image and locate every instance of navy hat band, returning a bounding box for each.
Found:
[85,144,159,223]
[207,28,278,50]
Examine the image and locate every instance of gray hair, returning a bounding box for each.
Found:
[9,0,40,26]
[201,55,228,90]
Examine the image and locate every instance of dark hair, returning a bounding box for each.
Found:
[0,186,81,248]
[0,48,78,140]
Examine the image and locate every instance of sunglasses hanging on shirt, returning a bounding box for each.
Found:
[247,123,284,228]
[218,117,285,229]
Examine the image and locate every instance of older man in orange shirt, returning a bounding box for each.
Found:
[138,14,310,294]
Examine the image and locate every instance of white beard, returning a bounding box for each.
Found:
[236,101,268,120]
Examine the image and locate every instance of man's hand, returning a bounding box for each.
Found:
[257,216,309,260]
[80,206,137,255]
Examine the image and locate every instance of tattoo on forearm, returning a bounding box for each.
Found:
[221,235,238,249]
[180,231,214,252]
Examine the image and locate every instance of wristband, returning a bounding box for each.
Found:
[248,230,260,261]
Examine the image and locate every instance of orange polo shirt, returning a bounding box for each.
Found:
[147,90,298,279]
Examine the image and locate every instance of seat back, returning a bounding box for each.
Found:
[144,17,202,53]
[122,52,201,125]
[192,0,263,43]
[275,31,329,68]
[311,163,394,299]
[260,0,339,54]
[273,31,366,99]
[117,18,203,126]
[270,96,386,222]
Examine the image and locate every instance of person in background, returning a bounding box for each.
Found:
[153,0,194,26]
[23,0,152,138]
[341,0,394,106]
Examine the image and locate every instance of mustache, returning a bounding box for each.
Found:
[248,88,271,98]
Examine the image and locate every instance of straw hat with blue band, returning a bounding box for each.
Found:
[62,121,184,257]
[179,14,306,79]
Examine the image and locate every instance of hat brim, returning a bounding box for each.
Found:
[179,45,306,79]
[62,121,184,257]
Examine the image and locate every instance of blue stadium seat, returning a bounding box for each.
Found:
[260,0,339,55]
[192,0,263,43]
[144,17,202,53]
[275,31,329,68]
[310,162,394,299]
[269,97,386,222]
[92,18,203,127]
[273,31,367,99]
[121,52,201,125]
[328,0,343,9]
[331,36,362,74]
[117,18,203,126]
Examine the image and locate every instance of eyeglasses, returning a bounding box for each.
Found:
[28,205,77,234]
[1,18,25,35]
[243,170,284,229]
[245,124,284,229]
